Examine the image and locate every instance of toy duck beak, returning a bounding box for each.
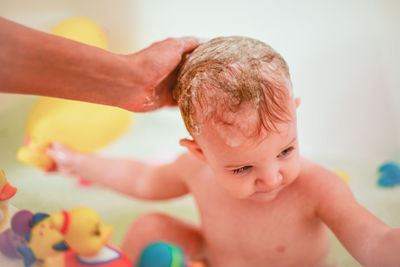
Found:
[0,182,17,201]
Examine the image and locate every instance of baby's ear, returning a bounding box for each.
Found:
[179,138,207,162]
[295,98,301,108]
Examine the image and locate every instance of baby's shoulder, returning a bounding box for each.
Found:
[173,152,209,179]
[295,158,346,196]
[298,158,337,180]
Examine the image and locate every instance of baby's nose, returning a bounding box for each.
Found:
[255,172,283,190]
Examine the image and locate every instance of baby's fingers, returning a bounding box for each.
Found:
[45,143,77,175]
[46,143,71,162]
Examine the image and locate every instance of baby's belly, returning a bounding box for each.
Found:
[202,219,330,267]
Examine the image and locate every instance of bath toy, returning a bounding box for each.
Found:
[18,211,67,267]
[0,210,32,259]
[17,17,133,173]
[17,98,132,172]
[377,162,400,187]
[51,17,107,49]
[49,206,131,266]
[137,242,186,267]
[0,209,67,267]
[1,207,131,267]
[333,169,350,184]
[0,168,18,231]
[137,242,205,267]
[17,137,54,171]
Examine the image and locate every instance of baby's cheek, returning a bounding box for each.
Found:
[231,179,253,198]
[283,160,301,183]
[218,175,250,198]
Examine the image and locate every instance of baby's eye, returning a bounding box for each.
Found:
[278,147,294,158]
[233,166,252,174]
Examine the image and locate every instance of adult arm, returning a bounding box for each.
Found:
[0,17,200,112]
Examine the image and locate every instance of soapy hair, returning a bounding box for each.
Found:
[173,36,292,136]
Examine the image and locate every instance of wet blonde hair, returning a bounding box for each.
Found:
[173,36,292,136]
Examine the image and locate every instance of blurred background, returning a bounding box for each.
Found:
[0,0,399,266]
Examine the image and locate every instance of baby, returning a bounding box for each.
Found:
[47,36,400,267]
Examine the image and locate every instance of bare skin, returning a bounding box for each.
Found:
[0,17,200,112]
[127,155,331,266]
[47,101,400,267]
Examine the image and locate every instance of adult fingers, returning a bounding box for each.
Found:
[178,36,204,53]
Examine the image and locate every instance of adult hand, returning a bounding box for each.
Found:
[125,37,201,112]
[0,18,202,112]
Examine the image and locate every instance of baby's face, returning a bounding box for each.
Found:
[196,102,300,202]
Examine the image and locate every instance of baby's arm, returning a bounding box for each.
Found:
[46,143,190,200]
[310,165,400,266]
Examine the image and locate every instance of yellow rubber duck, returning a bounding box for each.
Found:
[49,207,131,266]
[0,169,17,231]
[17,17,133,171]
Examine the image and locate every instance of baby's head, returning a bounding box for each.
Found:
[174,36,301,202]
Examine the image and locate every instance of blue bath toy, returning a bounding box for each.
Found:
[0,210,33,259]
[136,242,186,267]
[377,162,400,187]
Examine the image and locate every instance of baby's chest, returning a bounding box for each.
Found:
[201,201,318,247]
[194,188,328,264]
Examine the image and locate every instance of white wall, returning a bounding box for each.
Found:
[373,0,400,155]
[1,0,399,161]
[134,0,400,160]
[0,0,139,53]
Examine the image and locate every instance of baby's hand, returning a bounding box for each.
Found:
[45,143,81,176]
